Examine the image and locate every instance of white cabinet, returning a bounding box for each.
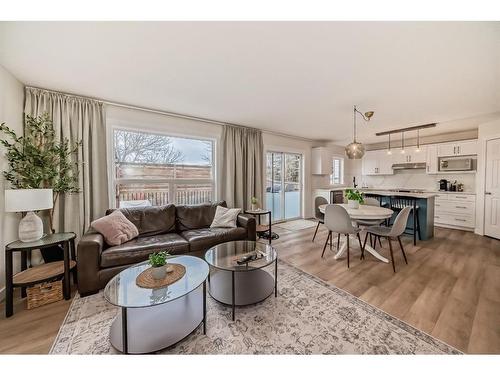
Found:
[437,140,478,157]
[362,150,394,176]
[426,144,438,174]
[400,146,427,163]
[312,147,332,175]
[434,193,476,230]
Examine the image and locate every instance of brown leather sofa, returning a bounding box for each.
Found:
[77,201,256,296]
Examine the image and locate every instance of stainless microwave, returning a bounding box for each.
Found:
[439,157,473,172]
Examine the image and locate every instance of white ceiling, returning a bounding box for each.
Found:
[0,21,499,144]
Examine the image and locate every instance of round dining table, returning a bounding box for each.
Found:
[318,203,394,263]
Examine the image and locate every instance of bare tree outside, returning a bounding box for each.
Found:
[200,140,213,164]
[114,129,184,164]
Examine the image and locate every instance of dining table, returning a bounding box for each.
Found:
[318,203,394,263]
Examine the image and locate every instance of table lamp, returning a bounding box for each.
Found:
[4,188,54,242]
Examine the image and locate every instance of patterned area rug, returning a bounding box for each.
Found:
[50,260,459,354]
[274,219,318,231]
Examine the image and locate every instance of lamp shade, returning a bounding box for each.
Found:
[4,189,53,212]
[345,141,366,159]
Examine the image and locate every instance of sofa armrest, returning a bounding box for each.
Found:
[77,229,105,295]
[237,214,256,241]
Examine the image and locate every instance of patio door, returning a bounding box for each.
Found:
[266,151,302,222]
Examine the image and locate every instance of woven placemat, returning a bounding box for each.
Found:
[136,263,186,289]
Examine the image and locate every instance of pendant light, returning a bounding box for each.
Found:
[400,132,405,154]
[345,105,374,159]
[415,129,421,152]
[387,134,392,155]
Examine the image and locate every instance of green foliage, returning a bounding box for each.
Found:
[251,196,258,204]
[0,113,81,230]
[149,251,169,267]
[345,189,364,204]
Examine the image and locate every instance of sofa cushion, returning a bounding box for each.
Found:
[180,227,247,253]
[106,204,176,237]
[176,201,227,231]
[91,210,139,246]
[100,233,189,268]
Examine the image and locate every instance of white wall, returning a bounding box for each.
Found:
[107,106,316,219]
[475,117,500,235]
[0,65,24,300]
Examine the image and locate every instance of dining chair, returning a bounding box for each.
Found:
[356,197,383,248]
[362,206,412,273]
[312,196,328,242]
[322,204,363,268]
[389,196,421,246]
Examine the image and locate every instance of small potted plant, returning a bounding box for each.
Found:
[251,197,259,211]
[345,189,364,209]
[149,251,169,280]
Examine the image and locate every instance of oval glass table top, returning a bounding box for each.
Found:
[205,240,277,272]
[104,255,209,309]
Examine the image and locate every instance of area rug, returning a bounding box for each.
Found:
[50,260,459,354]
[274,219,318,231]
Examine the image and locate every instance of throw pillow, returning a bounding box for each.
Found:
[210,206,241,228]
[91,210,139,246]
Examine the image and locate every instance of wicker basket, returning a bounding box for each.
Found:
[27,280,63,309]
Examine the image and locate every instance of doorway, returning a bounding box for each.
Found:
[266,151,302,222]
[484,137,500,240]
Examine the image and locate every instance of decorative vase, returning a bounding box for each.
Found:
[251,203,258,211]
[348,200,359,209]
[151,265,167,280]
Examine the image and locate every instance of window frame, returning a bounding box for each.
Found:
[330,156,344,186]
[108,125,217,208]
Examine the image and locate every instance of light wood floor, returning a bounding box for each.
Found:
[0,226,499,354]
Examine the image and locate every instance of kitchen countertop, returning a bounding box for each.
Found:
[314,188,476,198]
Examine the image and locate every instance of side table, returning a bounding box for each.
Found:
[244,209,279,244]
[4,232,76,317]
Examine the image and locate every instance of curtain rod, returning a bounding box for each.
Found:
[25,85,315,143]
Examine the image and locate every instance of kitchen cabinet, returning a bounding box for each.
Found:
[434,193,476,230]
[437,140,478,157]
[362,150,394,175]
[426,144,438,174]
[395,146,427,163]
[311,147,332,175]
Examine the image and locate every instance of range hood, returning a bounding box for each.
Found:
[392,162,427,170]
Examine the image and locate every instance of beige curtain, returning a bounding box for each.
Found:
[24,87,109,238]
[220,125,264,209]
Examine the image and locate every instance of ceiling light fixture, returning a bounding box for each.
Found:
[401,132,405,154]
[387,134,392,155]
[345,105,374,159]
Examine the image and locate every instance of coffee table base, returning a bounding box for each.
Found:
[208,268,275,320]
[110,284,204,354]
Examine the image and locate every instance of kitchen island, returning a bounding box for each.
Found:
[360,189,436,241]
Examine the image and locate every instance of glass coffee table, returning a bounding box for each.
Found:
[205,241,277,321]
[104,255,209,354]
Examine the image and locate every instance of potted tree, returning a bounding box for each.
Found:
[345,189,364,209]
[149,251,170,280]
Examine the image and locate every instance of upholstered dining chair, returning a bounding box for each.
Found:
[312,196,328,242]
[322,204,363,268]
[362,206,412,273]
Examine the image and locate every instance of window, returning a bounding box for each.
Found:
[113,129,215,208]
[330,157,344,185]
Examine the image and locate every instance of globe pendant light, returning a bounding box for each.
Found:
[345,105,374,159]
